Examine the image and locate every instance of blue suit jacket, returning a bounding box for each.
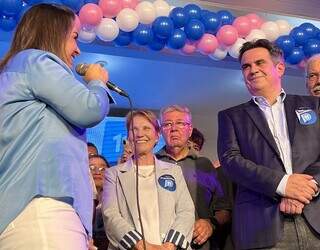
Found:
[217,94,320,249]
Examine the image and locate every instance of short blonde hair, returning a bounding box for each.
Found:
[126,110,160,133]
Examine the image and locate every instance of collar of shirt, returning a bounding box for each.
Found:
[156,146,198,161]
[252,89,286,108]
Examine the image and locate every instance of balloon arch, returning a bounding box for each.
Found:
[1,0,320,67]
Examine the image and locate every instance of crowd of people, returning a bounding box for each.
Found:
[0,3,320,250]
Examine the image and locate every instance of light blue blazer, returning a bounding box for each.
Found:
[102,157,195,250]
[0,49,112,235]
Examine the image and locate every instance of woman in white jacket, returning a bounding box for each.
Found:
[102,110,194,250]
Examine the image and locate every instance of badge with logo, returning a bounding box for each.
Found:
[158,174,176,192]
[295,108,317,125]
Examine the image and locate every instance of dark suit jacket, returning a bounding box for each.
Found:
[217,94,320,249]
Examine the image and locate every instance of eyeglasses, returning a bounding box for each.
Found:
[306,72,320,82]
[89,165,106,172]
[161,121,191,130]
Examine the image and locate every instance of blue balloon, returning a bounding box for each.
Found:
[169,7,188,28]
[148,36,166,51]
[184,19,205,41]
[114,31,132,46]
[133,24,153,46]
[201,11,220,34]
[15,2,31,23]
[61,0,84,12]
[0,15,17,31]
[275,35,295,56]
[168,29,186,49]
[152,16,174,39]
[285,47,305,65]
[183,4,201,20]
[0,0,23,16]
[290,27,309,46]
[299,22,318,39]
[303,39,320,57]
[85,0,98,3]
[217,10,234,25]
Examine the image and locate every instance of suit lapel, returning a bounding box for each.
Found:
[118,160,140,227]
[245,101,281,158]
[284,95,297,144]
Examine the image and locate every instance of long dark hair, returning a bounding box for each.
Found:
[0,4,75,72]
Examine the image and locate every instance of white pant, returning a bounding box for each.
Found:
[0,197,88,250]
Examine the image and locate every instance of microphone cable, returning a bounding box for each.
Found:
[125,94,147,250]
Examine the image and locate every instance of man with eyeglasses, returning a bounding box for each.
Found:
[156,105,230,250]
[306,54,320,97]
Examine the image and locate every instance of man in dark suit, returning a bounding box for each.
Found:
[217,39,320,249]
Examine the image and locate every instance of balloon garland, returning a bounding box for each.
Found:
[0,0,320,66]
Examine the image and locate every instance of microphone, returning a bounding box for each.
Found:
[75,63,129,97]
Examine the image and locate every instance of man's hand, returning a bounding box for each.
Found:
[192,219,213,245]
[279,198,304,215]
[285,174,318,204]
[134,240,165,250]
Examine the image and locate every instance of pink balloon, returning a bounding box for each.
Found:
[122,0,138,9]
[79,4,103,26]
[298,60,306,70]
[197,33,218,55]
[74,14,81,31]
[216,25,238,46]
[232,16,251,38]
[99,0,122,18]
[181,41,197,54]
[246,13,264,29]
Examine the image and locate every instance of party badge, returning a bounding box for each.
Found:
[158,174,176,192]
[295,108,317,125]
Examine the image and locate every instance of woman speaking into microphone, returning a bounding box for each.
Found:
[0,4,114,249]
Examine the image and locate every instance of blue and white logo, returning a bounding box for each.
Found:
[295,109,317,125]
[158,174,176,191]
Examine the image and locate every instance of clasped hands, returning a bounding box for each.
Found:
[134,241,176,250]
[280,174,319,215]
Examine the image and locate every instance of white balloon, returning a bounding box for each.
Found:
[78,26,96,43]
[209,47,228,60]
[96,18,119,42]
[153,0,170,17]
[260,21,280,41]
[116,8,139,32]
[276,19,292,36]
[245,29,266,42]
[228,38,246,59]
[135,1,156,24]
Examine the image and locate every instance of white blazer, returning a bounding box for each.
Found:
[102,157,195,250]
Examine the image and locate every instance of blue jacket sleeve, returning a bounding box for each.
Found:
[27,52,111,128]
